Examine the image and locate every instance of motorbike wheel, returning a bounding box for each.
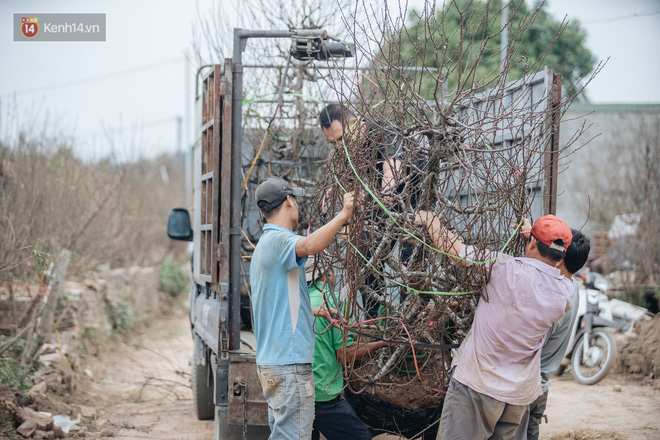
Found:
[571,328,617,385]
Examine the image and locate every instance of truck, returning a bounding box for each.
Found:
[167,27,562,440]
[167,28,356,439]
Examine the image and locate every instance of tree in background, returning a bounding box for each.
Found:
[394,0,595,100]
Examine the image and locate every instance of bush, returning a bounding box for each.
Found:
[0,358,37,392]
[0,138,188,282]
[0,336,26,359]
[106,300,138,334]
[157,260,189,299]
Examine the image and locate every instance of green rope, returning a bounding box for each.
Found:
[346,238,478,296]
[337,139,523,264]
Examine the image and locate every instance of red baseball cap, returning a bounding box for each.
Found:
[530,215,572,251]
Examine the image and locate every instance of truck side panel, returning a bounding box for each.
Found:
[192,63,270,437]
[194,64,229,285]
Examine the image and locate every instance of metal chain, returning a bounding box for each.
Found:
[240,381,248,440]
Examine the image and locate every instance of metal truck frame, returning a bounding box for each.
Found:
[168,28,356,440]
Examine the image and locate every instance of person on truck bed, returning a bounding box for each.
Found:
[515,229,590,440]
[319,103,427,318]
[414,213,574,440]
[305,255,389,440]
[250,176,360,440]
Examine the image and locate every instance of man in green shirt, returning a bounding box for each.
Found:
[306,256,389,440]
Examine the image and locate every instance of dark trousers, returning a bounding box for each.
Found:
[311,396,371,440]
[514,390,549,440]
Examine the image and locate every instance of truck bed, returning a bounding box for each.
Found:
[238,329,257,354]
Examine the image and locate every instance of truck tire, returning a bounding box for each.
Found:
[191,335,215,420]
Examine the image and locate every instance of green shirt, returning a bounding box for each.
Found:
[308,281,354,402]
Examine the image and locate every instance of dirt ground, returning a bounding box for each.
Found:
[76,307,660,440]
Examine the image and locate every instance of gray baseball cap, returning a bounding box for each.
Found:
[255,177,305,212]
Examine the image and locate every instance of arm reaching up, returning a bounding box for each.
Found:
[415,210,465,261]
[296,192,361,258]
[520,217,532,242]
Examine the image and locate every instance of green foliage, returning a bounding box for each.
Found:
[395,0,595,99]
[82,327,99,342]
[0,241,51,278]
[157,260,189,299]
[635,289,660,312]
[0,358,37,392]
[0,336,26,359]
[106,300,138,334]
[637,290,647,307]
[0,423,22,440]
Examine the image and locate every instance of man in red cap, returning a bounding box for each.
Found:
[414,212,574,440]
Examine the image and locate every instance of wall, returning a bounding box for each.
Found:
[556,103,660,235]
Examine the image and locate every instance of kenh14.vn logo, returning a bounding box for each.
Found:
[21,17,39,38]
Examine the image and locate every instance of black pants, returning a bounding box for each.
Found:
[312,396,371,440]
[515,390,549,440]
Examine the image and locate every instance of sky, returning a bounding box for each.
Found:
[1,0,659,161]
[541,0,660,103]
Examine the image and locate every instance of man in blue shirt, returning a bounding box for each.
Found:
[250,176,359,440]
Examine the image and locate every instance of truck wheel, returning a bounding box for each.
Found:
[191,335,215,420]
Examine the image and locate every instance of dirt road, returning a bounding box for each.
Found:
[79,308,660,440]
[77,307,213,440]
[542,373,660,439]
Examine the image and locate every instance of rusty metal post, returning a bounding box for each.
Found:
[229,29,294,351]
[543,68,562,216]
[229,28,243,352]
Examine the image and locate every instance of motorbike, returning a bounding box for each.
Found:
[557,271,619,385]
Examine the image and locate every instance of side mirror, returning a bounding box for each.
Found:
[167,208,193,241]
